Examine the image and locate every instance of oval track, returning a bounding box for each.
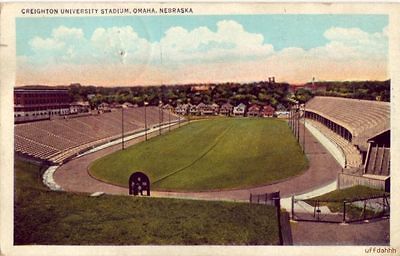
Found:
[54,123,341,201]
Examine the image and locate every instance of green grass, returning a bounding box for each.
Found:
[90,118,308,191]
[308,186,388,202]
[14,159,280,245]
[305,186,389,214]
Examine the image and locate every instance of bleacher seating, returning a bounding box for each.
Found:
[14,107,180,164]
[307,120,363,168]
[306,96,390,151]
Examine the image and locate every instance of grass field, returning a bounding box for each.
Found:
[90,118,308,191]
[14,159,280,245]
[305,186,389,215]
[308,186,388,202]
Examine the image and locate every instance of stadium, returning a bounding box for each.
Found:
[13,83,391,245]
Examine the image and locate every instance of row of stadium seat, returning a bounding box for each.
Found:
[307,119,363,168]
[14,107,180,163]
[306,97,389,136]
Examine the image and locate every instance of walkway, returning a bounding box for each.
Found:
[54,121,341,201]
[291,219,390,245]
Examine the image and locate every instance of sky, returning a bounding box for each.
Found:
[16,15,388,86]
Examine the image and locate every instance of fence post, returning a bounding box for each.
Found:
[265,193,268,205]
[275,195,283,245]
[343,200,347,223]
[291,195,295,220]
[363,200,367,220]
[249,193,252,203]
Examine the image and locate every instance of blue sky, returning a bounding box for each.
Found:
[17,15,387,55]
[16,14,389,86]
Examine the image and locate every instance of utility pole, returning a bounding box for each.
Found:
[302,103,306,153]
[187,98,191,124]
[168,99,172,132]
[144,101,148,141]
[121,106,125,150]
[296,107,300,142]
[159,100,162,135]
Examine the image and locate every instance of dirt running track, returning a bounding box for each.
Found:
[54,123,341,200]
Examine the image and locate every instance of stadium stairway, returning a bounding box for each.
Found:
[365,145,390,176]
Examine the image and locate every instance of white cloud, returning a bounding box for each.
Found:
[18,22,388,85]
[160,20,274,63]
[90,26,155,64]
[29,37,65,51]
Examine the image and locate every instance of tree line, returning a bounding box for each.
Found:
[67,81,291,109]
[310,80,390,102]
[18,79,390,110]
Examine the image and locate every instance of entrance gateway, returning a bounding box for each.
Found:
[129,172,150,196]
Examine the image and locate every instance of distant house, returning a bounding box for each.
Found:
[70,101,90,114]
[275,110,290,119]
[197,103,216,115]
[211,103,220,114]
[98,102,110,110]
[220,103,233,116]
[163,104,174,112]
[175,104,188,115]
[189,104,198,115]
[261,105,275,117]
[109,102,122,108]
[197,103,207,114]
[233,103,246,116]
[276,103,287,112]
[247,104,261,117]
[122,102,134,108]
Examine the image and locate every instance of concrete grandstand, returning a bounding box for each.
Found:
[14,107,180,164]
[304,96,390,191]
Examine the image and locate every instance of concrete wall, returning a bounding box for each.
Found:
[338,173,388,191]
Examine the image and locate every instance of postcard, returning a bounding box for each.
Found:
[0,2,399,256]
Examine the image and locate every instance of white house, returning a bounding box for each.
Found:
[233,103,246,116]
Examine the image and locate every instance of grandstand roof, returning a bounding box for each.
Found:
[305,96,390,149]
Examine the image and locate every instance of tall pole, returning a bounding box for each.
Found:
[296,108,300,142]
[291,108,294,133]
[177,100,181,128]
[144,102,148,141]
[168,100,172,132]
[121,107,125,150]
[303,103,306,153]
[159,100,162,135]
[187,98,191,124]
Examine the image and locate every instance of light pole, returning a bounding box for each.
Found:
[296,105,300,143]
[168,99,172,132]
[121,106,125,150]
[187,98,191,124]
[303,102,306,153]
[144,101,148,141]
[177,99,181,128]
[159,100,162,135]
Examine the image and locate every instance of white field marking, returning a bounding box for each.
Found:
[42,165,63,191]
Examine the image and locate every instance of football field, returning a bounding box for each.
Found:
[89,118,308,191]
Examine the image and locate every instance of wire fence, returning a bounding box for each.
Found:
[249,191,283,244]
[291,194,390,223]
